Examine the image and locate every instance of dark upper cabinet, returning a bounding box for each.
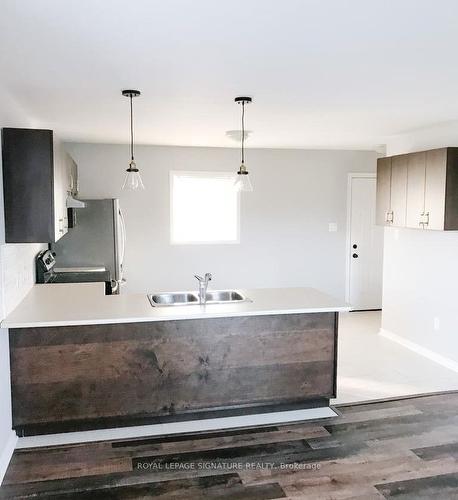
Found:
[376,147,458,230]
[2,128,72,243]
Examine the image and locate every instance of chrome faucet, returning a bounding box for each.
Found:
[194,273,212,305]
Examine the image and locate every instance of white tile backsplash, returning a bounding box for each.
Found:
[0,243,46,320]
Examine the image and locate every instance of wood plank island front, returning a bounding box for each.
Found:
[3,284,349,436]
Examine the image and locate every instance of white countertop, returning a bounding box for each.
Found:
[1,283,350,329]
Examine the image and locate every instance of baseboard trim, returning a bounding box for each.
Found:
[379,328,458,373]
[0,431,17,485]
[16,406,338,449]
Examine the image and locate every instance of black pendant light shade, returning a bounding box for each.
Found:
[122,89,145,190]
[234,96,253,192]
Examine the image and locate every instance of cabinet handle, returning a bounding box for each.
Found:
[419,211,429,228]
[424,212,429,227]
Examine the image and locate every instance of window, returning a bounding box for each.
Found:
[170,171,240,244]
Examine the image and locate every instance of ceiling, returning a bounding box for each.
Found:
[2,0,458,150]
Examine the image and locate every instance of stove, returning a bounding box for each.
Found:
[36,250,113,294]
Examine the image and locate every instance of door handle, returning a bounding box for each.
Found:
[352,253,358,258]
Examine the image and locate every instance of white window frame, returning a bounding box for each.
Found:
[170,170,241,245]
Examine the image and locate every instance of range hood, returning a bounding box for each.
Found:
[66,195,86,209]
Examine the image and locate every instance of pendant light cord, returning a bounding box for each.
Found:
[130,95,134,161]
[241,101,245,164]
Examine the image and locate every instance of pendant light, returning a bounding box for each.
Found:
[234,96,253,192]
[121,89,145,190]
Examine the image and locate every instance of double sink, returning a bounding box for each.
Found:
[148,290,249,307]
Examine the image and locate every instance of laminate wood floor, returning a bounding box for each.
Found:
[1,392,458,499]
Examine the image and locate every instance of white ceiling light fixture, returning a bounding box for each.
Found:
[121,89,145,190]
[234,96,253,192]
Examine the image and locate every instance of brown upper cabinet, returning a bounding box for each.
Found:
[375,155,407,227]
[405,152,426,229]
[2,128,77,243]
[424,149,448,230]
[375,157,392,225]
[376,147,458,230]
[390,155,408,227]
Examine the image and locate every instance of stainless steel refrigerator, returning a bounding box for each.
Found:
[51,199,126,294]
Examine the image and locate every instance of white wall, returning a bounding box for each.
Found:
[382,227,458,364]
[65,143,376,298]
[0,88,45,482]
[382,125,458,365]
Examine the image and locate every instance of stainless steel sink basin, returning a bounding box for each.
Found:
[148,289,249,307]
[205,290,245,302]
[149,292,199,306]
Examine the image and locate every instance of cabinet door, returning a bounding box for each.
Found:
[52,137,68,241]
[406,152,426,229]
[61,154,69,237]
[390,155,408,227]
[2,128,54,243]
[64,153,78,196]
[424,149,447,230]
[70,156,76,195]
[376,158,392,225]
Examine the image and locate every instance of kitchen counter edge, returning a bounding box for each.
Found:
[2,283,351,329]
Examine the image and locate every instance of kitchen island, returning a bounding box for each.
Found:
[2,284,349,436]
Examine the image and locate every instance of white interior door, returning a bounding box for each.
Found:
[348,175,384,310]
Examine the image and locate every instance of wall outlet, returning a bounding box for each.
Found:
[433,317,440,331]
[328,222,338,232]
